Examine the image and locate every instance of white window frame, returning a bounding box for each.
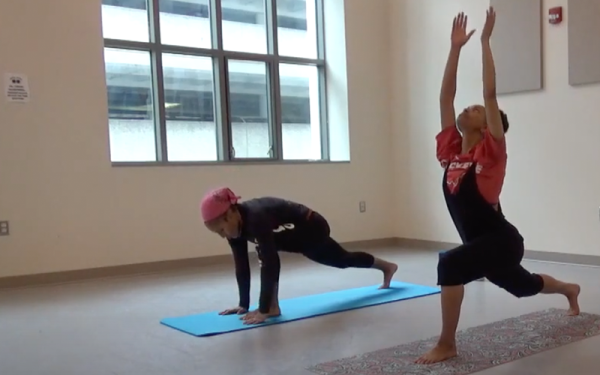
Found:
[103,0,329,165]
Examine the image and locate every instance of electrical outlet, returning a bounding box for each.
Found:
[0,221,9,236]
[359,201,366,213]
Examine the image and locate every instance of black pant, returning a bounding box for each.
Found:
[302,236,375,269]
[301,211,375,268]
[258,236,375,269]
[265,211,373,269]
[437,226,543,298]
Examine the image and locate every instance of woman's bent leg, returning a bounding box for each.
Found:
[303,237,398,288]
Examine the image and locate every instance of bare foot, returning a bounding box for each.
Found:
[415,343,457,364]
[267,306,282,318]
[565,283,581,316]
[379,262,398,289]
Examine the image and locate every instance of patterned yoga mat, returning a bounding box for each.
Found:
[308,308,600,375]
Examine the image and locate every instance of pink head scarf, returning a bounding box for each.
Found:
[200,187,241,223]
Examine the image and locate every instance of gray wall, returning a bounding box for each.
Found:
[568,0,600,86]
[490,0,543,95]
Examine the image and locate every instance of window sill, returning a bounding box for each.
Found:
[111,159,351,167]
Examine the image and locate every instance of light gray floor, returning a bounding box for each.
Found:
[1,247,599,375]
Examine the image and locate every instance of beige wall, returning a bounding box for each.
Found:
[391,0,600,255]
[0,0,394,277]
[3,0,598,279]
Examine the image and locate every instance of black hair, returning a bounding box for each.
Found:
[500,110,509,133]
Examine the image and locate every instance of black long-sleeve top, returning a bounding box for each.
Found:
[226,197,316,314]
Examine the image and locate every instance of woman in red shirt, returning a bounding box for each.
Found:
[416,8,581,365]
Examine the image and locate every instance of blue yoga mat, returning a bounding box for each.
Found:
[160,281,440,337]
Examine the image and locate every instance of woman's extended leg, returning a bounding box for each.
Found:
[417,234,582,365]
[539,274,581,315]
[303,237,398,288]
[487,267,581,316]
[416,226,525,365]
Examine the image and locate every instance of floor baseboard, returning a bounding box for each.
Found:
[0,238,400,289]
[1,237,597,289]
[523,250,600,267]
[0,253,236,290]
[395,238,600,267]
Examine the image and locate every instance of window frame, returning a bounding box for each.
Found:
[103,0,329,165]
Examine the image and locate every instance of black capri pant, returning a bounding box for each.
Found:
[437,227,544,298]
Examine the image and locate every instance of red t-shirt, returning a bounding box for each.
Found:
[436,126,507,205]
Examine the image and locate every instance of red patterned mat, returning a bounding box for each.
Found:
[308,308,600,375]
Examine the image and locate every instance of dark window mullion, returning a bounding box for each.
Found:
[266,0,282,160]
[314,0,328,160]
[148,0,168,161]
[210,0,231,161]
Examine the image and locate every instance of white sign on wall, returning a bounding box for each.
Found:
[5,73,30,102]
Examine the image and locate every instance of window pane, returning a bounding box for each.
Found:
[101,0,150,42]
[277,0,317,59]
[159,0,212,48]
[222,0,267,54]
[104,48,157,162]
[280,64,321,160]
[228,60,272,158]
[163,54,217,161]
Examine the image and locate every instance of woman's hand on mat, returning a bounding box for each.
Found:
[481,6,496,42]
[219,306,248,315]
[241,310,268,325]
[451,12,475,48]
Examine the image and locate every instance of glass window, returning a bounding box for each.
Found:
[101,0,150,42]
[280,63,321,160]
[159,0,212,48]
[100,0,327,164]
[277,0,317,59]
[228,60,272,158]
[104,48,157,162]
[163,53,218,161]
[222,0,267,54]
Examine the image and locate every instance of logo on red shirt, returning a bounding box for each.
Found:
[446,158,482,193]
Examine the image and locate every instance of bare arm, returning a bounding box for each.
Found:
[441,12,475,130]
[440,46,461,130]
[481,7,504,140]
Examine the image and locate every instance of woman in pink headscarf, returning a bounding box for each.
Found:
[200,187,398,325]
